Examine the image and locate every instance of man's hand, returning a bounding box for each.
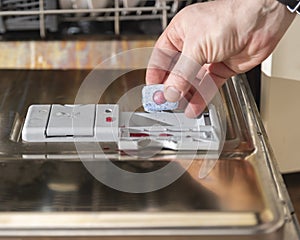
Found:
[146,0,295,117]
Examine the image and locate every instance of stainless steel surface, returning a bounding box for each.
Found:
[0,69,298,239]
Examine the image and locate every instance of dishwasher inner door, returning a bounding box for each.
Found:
[0,69,298,240]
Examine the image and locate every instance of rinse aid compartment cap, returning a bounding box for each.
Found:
[46,104,95,137]
[22,104,119,143]
[22,104,221,151]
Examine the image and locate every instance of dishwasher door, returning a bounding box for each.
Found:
[0,69,298,240]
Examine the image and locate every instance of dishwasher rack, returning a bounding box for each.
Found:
[0,0,206,38]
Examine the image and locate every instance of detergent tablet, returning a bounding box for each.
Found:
[142,84,179,112]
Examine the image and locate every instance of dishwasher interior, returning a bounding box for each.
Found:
[0,0,206,38]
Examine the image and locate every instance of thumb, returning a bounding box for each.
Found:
[163,49,205,102]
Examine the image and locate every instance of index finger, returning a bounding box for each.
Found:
[146,48,179,85]
[145,30,182,85]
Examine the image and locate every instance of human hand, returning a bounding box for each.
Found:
[146,0,295,118]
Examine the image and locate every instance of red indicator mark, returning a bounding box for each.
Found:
[106,117,113,122]
[130,133,150,137]
[159,133,173,137]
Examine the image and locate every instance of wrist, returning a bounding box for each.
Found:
[230,0,295,51]
[236,0,295,23]
[231,0,280,21]
[277,0,300,13]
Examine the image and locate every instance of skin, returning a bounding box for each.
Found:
[146,0,295,118]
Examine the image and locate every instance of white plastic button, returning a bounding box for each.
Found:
[46,104,95,137]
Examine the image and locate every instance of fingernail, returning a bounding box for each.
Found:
[164,86,181,102]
